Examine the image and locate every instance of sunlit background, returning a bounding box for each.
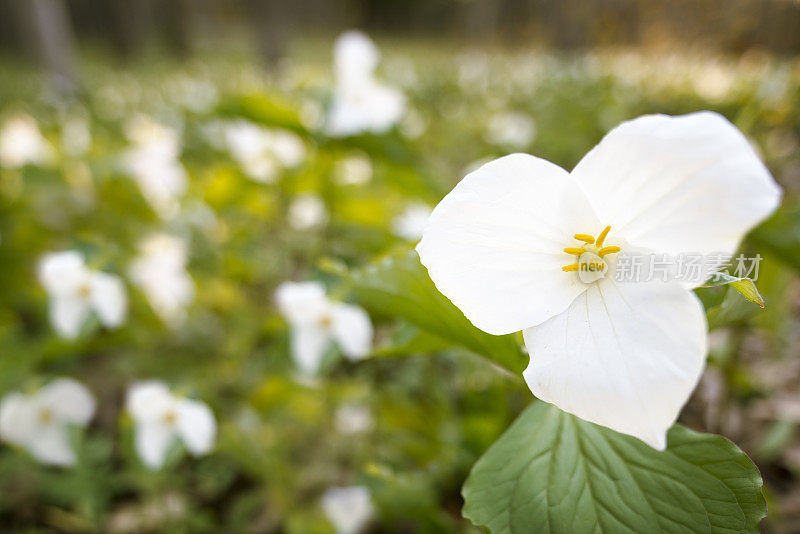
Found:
[1,0,799,532]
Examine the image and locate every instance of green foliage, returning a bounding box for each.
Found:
[348,249,527,373]
[0,39,797,532]
[702,273,765,308]
[463,401,766,534]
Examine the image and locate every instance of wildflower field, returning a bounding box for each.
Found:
[1,35,800,533]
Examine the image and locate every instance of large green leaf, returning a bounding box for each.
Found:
[348,249,527,373]
[463,401,766,534]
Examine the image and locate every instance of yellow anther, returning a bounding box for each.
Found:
[598,246,621,257]
[562,263,581,272]
[595,226,611,247]
[563,247,586,255]
[573,234,595,244]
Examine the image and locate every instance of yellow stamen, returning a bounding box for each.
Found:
[598,246,621,257]
[562,263,581,272]
[563,247,586,255]
[573,234,595,244]
[595,225,611,247]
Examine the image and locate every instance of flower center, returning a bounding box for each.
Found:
[561,226,621,283]
[77,284,92,298]
[163,410,177,424]
[39,408,53,423]
[318,314,333,328]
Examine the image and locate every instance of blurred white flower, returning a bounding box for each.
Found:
[126,381,216,470]
[485,112,536,149]
[333,154,373,186]
[223,121,306,183]
[457,51,490,94]
[417,112,782,449]
[321,486,374,534]
[335,402,373,435]
[122,115,187,218]
[38,251,127,339]
[692,63,734,102]
[399,108,427,139]
[0,114,54,168]
[288,194,328,230]
[0,378,95,466]
[275,281,372,377]
[130,234,194,326]
[334,31,379,85]
[392,202,432,241]
[166,74,219,113]
[300,99,325,130]
[61,115,92,157]
[327,31,405,137]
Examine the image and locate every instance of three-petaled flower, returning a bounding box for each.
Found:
[126,381,216,469]
[327,31,405,137]
[417,112,781,448]
[275,281,373,377]
[130,234,195,326]
[0,378,95,466]
[321,485,374,534]
[38,251,127,339]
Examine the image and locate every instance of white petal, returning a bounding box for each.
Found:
[38,378,95,425]
[275,281,329,326]
[331,303,373,360]
[571,112,781,280]
[135,421,176,469]
[0,392,37,445]
[38,251,87,295]
[89,272,127,328]
[322,485,373,534]
[175,399,216,455]
[417,153,601,335]
[290,325,331,376]
[334,31,379,82]
[28,423,76,466]
[126,381,173,422]
[327,82,404,137]
[523,278,707,449]
[50,295,91,339]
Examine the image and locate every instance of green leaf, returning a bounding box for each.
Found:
[348,249,527,373]
[374,322,452,358]
[217,94,307,135]
[706,287,759,330]
[702,273,764,308]
[749,206,800,273]
[463,401,766,534]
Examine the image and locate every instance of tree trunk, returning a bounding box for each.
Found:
[11,0,78,94]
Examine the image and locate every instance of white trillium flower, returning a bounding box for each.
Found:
[126,381,216,469]
[333,154,373,186]
[61,115,92,157]
[417,112,782,449]
[122,116,187,218]
[275,281,373,377]
[0,114,55,169]
[38,251,127,339]
[0,378,95,466]
[321,485,374,534]
[327,31,405,137]
[392,202,433,242]
[288,194,328,230]
[335,402,374,435]
[223,120,306,183]
[130,234,194,326]
[485,111,537,149]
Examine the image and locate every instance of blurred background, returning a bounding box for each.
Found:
[1,0,799,532]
